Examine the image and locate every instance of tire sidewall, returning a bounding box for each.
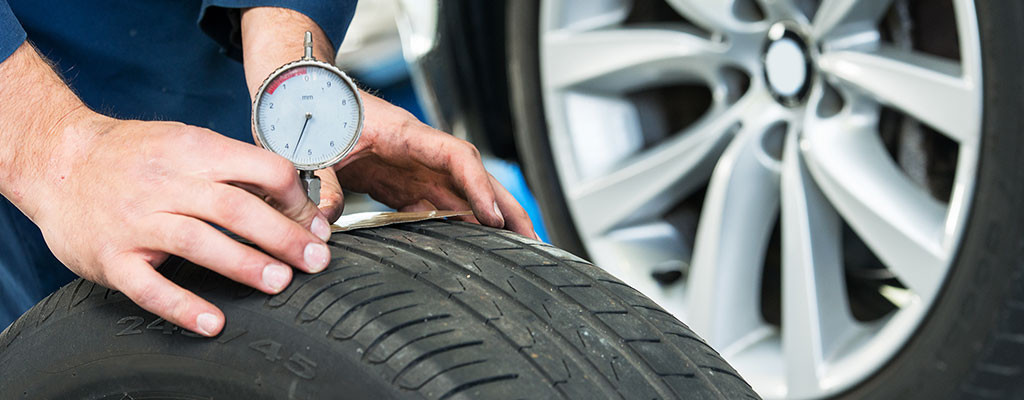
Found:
[506,0,589,258]
[0,288,405,399]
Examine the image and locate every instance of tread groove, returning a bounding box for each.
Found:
[67,280,87,310]
[375,328,457,364]
[362,312,451,359]
[700,366,747,382]
[391,340,484,384]
[405,359,488,390]
[297,271,382,319]
[301,281,386,323]
[350,303,422,340]
[267,266,357,308]
[437,373,520,400]
[327,290,415,335]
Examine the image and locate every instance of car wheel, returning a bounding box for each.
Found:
[507,0,1024,398]
[0,221,758,399]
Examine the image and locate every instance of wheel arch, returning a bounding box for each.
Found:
[397,0,519,161]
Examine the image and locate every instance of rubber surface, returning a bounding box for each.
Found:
[0,221,758,399]
[505,0,589,258]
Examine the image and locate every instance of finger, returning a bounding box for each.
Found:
[145,213,295,294]
[205,139,329,240]
[110,255,225,337]
[373,125,504,227]
[398,199,438,213]
[176,180,330,273]
[196,131,327,232]
[316,168,344,223]
[423,190,481,225]
[489,175,537,239]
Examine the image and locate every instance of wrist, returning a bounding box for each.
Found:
[240,7,335,99]
[4,104,107,223]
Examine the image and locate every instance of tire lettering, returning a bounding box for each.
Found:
[249,339,284,361]
[115,316,144,336]
[286,353,318,380]
[247,339,319,380]
[112,316,315,379]
[146,317,179,335]
[216,328,248,344]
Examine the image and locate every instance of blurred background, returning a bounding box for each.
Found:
[333,0,550,243]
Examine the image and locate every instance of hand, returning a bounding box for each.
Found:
[317,92,537,239]
[29,111,333,337]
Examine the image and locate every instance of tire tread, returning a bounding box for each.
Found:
[0,221,757,399]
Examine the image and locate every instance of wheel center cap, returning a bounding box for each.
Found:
[763,23,812,106]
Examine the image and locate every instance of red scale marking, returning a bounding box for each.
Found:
[266,67,307,94]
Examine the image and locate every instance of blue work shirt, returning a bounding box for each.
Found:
[0,0,356,329]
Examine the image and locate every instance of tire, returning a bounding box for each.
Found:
[506,0,1024,398]
[0,221,758,399]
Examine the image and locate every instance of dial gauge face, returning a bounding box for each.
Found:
[254,63,362,170]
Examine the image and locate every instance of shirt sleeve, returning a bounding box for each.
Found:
[198,0,358,61]
[0,1,26,63]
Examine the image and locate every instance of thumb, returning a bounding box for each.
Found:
[316,168,344,223]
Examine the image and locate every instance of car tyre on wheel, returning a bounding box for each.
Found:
[0,221,758,399]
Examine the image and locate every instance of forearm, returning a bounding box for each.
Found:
[0,42,94,218]
[240,7,336,100]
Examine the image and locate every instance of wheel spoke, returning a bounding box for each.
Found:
[802,112,950,300]
[664,0,752,33]
[541,0,631,31]
[566,104,741,236]
[812,0,895,39]
[685,110,783,350]
[755,0,806,22]
[781,132,857,397]
[542,28,728,92]
[818,47,980,145]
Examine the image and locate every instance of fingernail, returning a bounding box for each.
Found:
[311,216,331,242]
[533,230,542,241]
[196,313,221,337]
[304,242,330,273]
[262,263,291,292]
[493,202,505,226]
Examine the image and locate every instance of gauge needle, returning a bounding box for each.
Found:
[292,112,313,158]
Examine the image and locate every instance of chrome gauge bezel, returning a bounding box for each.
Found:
[251,59,364,171]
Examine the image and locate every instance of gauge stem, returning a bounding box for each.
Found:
[299,170,320,205]
[303,31,314,61]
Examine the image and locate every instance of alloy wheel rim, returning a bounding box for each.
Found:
[537,0,982,398]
